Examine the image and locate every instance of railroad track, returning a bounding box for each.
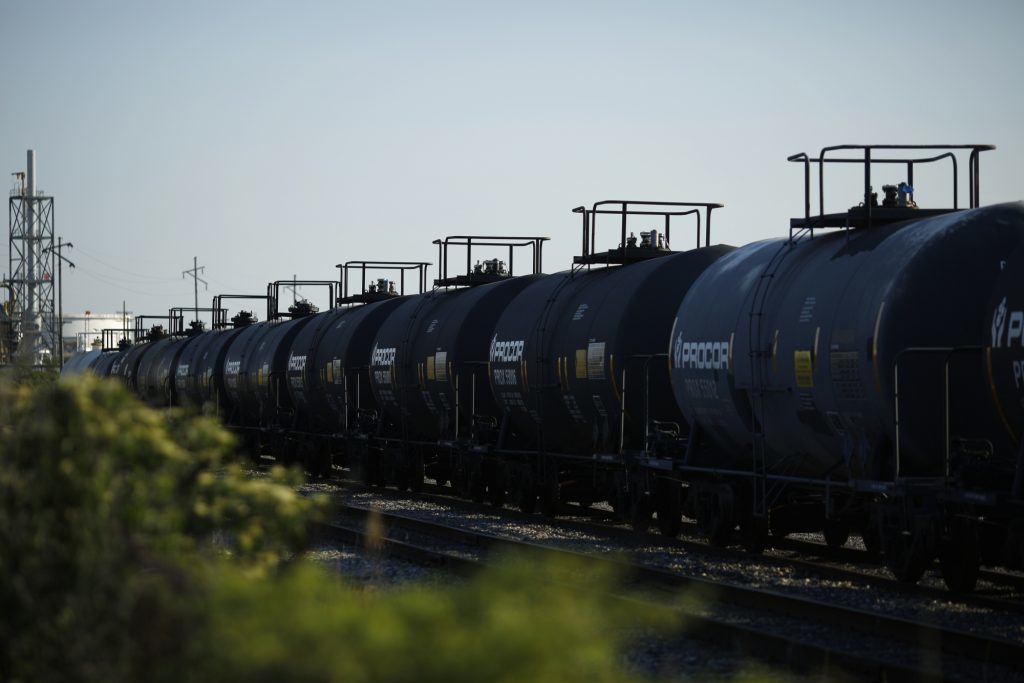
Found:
[315,499,1024,682]
[318,471,1024,611]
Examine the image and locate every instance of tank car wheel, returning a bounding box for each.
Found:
[630,493,653,534]
[823,522,850,549]
[539,470,561,518]
[696,485,735,547]
[861,523,882,556]
[516,467,538,514]
[739,514,769,554]
[882,528,931,584]
[452,459,471,498]
[939,515,980,593]
[468,463,486,504]
[408,453,425,493]
[312,451,333,480]
[609,472,629,518]
[394,468,409,491]
[488,461,508,508]
[654,478,682,538]
[243,432,262,463]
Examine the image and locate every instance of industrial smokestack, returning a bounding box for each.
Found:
[27,149,35,197]
[25,149,39,334]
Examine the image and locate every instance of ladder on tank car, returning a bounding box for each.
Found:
[746,227,812,521]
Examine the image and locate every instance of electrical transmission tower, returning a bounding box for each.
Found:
[6,150,56,365]
[182,256,208,325]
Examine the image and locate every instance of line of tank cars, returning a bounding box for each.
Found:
[64,144,1024,592]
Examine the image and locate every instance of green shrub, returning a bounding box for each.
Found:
[0,376,321,682]
[0,376,685,683]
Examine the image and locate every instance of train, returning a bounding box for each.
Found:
[63,144,1024,593]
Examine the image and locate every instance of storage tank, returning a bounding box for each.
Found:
[670,202,1024,483]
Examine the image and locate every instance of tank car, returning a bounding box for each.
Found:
[282,263,428,477]
[61,348,102,374]
[669,144,1024,590]
[221,297,324,456]
[135,321,210,408]
[366,238,547,495]
[108,324,170,391]
[180,310,258,414]
[488,203,732,523]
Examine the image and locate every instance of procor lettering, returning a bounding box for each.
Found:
[370,344,396,367]
[673,335,729,371]
[991,297,1024,348]
[490,336,524,363]
[288,354,307,372]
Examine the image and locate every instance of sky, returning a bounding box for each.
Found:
[2,0,1023,323]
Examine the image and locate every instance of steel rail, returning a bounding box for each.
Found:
[316,503,1020,681]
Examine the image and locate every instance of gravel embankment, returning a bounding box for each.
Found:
[300,479,1024,682]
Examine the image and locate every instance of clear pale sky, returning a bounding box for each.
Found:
[3,0,1022,320]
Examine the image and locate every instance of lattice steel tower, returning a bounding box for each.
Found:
[7,149,56,364]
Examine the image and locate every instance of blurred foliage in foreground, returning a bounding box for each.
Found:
[0,376,683,683]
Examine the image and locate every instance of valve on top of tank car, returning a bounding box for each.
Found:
[642,230,670,250]
[881,182,917,209]
[366,278,397,295]
[287,299,319,318]
[473,259,508,276]
[231,310,257,327]
[620,230,669,250]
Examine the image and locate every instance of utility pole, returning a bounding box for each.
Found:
[284,273,300,305]
[42,236,74,367]
[181,257,207,327]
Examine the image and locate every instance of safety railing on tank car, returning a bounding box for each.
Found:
[432,236,547,288]
[168,307,225,335]
[337,261,431,305]
[787,144,995,237]
[100,328,132,352]
[571,200,723,267]
[266,280,336,321]
[131,315,170,343]
[211,294,268,329]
